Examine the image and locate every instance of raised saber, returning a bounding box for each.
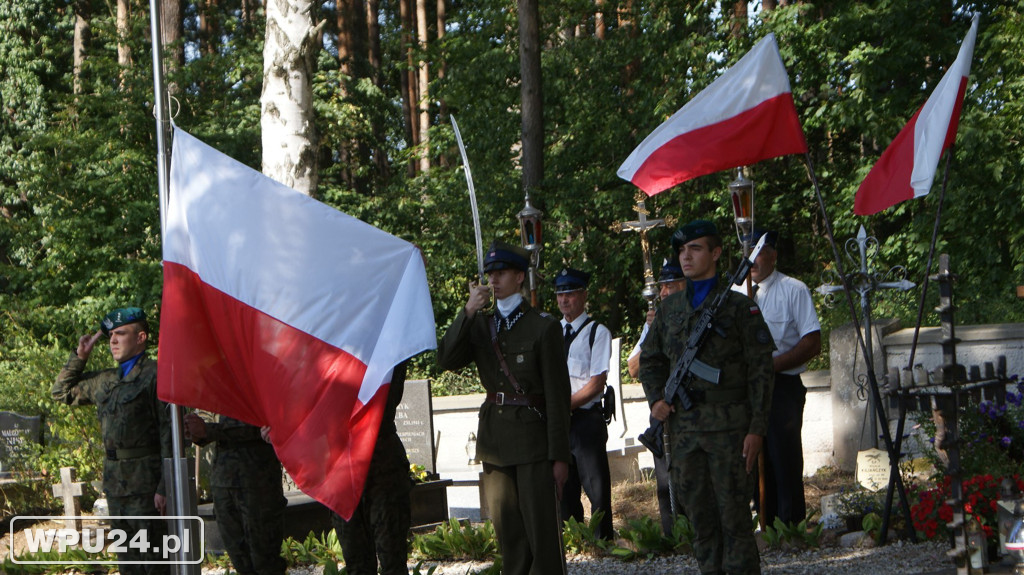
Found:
[450,115,486,284]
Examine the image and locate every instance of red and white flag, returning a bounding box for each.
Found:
[854,14,979,215]
[158,128,436,519]
[617,33,807,195]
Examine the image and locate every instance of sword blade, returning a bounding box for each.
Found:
[450,115,486,283]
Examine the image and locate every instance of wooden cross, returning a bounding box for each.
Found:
[612,192,675,308]
[51,466,83,531]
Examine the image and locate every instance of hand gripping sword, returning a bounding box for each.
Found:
[450,115,486,284]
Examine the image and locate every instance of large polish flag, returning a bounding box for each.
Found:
[854,14,979,215]
[158,128,437,519]
[617,33,807,195]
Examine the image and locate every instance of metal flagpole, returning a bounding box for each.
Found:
[148,1,200,571]
[802,153,916,544]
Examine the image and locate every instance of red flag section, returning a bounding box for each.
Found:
[618,33,807,195]
[159,128,436,519]
[854,14,979,215]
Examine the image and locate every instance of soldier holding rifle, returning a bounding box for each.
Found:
[639,220,774,575]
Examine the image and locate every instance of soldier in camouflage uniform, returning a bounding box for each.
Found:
[329,361,412,575]
[52,307,171,575]
[639,221,774,575]
[184,412,287,575]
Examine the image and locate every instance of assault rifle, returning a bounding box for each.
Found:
[638,234,767,459]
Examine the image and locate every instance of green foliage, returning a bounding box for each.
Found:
[609,514,693,560]
[4,0,1024,485]
[862,511,882,541]
[280,528,345,568]
[410,518,498,561]
[562,511,611,555]
[761,514,824,549]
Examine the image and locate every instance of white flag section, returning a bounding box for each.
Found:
[855,14,979,215]
[617,33,806,195]
[158,127,436,519]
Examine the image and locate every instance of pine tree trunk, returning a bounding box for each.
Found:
[261,0,321,196]
[416,0,430,173]
[73,0,92,95]
[160,0,183,95]
[518,0,543,194]
[116,0,131,78]
[399,0,417,176]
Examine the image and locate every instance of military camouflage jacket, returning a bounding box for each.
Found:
[190,415,280,489]
[639,276,775,436]
[437,304,571,466]
[52,352,172,497]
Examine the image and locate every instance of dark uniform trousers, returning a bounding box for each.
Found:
[438,306,571,575]
[561,406,613,540]
[482,460,565,575]
[653,448,675,536]
[332,361,411,575]
[107,493,169,575]
[758,372,807,525]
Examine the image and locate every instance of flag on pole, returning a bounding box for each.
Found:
[617,33,807,195]
[158,128,437,519]
[854,14,979,216]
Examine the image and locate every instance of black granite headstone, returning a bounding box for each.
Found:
[0,411,43,477]
[396,379,436,472]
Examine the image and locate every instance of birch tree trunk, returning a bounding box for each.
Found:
[262,0,322,196]
[116,0,131,84]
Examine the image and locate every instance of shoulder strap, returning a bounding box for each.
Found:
[565,317,594,351]
[588,320,600,350]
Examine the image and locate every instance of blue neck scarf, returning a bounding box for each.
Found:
[690,276,717,309]
[119,353,144,379]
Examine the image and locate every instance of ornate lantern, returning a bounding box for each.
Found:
[729,167,755,253]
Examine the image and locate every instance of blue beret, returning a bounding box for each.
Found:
[483,241,530,272]
[100,307,147,335]
[671,219,719,252]
[554,268,590,293]
[658,259,684,283]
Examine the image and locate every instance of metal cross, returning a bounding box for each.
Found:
[816,225,915,447]
[612,192,676,309]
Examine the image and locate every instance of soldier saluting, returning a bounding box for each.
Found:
[438,241,571,575]
[639,220,775,575]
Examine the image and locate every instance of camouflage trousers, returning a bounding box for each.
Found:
[211,478,287,575]
[107,495,169,575]
[332,432,412,575]
[670,427,760,575]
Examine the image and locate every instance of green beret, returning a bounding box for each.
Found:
[100,307,146,335]
[671,219,719,252]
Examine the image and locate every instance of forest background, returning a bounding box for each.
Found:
[1,0,1023,485]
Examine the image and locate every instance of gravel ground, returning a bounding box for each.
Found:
[214,539,956,575]
[418,540,954,575]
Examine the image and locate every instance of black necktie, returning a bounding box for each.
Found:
[564,324,573,356]
[752,284,760,301]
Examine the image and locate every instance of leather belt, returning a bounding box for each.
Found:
[485,391,545,408]
[687,387,747,405]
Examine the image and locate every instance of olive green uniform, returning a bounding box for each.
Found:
[640,278,774,575]
[331,362,412,575]
[438,305,571,575]
[191,415,287,575]
[52,352,172,575]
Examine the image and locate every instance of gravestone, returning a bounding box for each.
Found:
[856,448,891,492]
[396,379,436,472]
[51,467,84,530]
[0,411,42,477]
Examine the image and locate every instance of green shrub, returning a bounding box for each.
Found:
[411,518,498,561]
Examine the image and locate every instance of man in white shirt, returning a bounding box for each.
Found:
[556,267,614,540]
[733,228,821,526]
